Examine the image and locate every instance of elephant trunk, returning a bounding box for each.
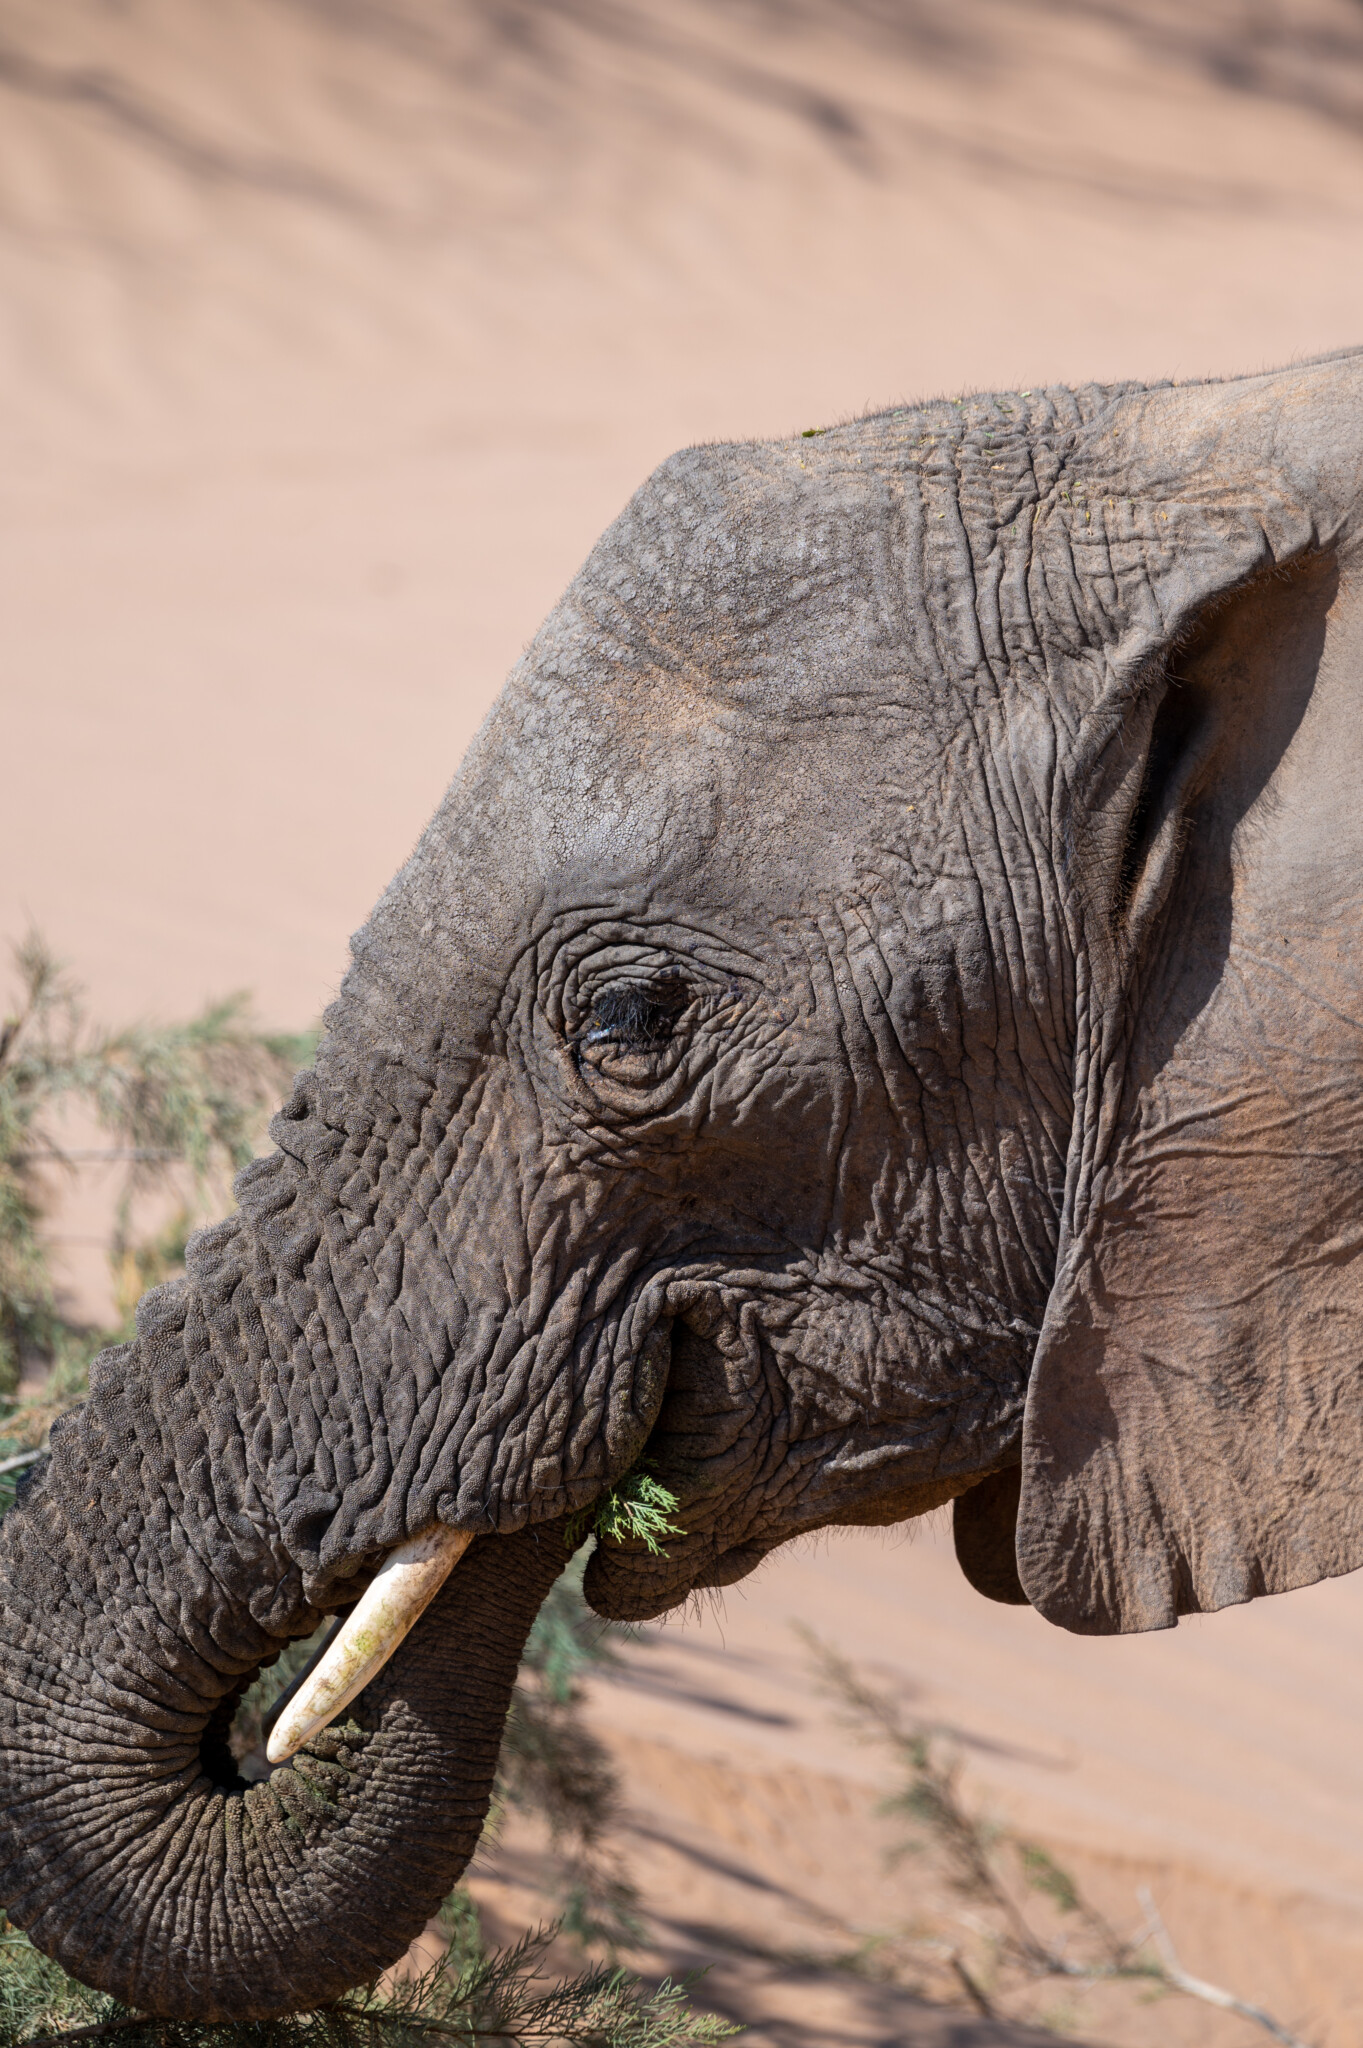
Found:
[0,1452,565,2021]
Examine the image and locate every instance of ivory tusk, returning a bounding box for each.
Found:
[259,1615,341,1751]
[266,1523,473,1765]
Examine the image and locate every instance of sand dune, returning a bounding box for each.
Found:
[8,1,1363,1027]
[6,4,1363,2041]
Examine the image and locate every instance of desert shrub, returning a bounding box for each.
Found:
[564,1472,681,1558]
[495,1549,646,1954]
[0,1912,736,2048]
[0,931,310,1397]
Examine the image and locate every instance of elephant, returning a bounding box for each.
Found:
[4,347,1363,2019]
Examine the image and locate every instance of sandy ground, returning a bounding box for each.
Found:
[7,4,1363,2041]
[442,1514,1363,2044]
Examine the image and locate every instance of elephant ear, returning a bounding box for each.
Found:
[1017,358,1363,1633]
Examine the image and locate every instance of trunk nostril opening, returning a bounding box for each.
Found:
[217,1621,336,1784]
[201,1667,263,1791]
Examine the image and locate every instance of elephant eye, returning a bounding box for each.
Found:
[578,973,688,1055]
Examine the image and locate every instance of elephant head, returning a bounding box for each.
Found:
[6,350,1363,2016]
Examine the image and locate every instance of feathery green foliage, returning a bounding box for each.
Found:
[520,1552,625,1707]
[566,1472,682,1559]
[0,931,312,1396]
[1018,1844,1079,1917]
[497,1551,645,1954]
[800,1626,1316,2047]
[0,1914,738,2048]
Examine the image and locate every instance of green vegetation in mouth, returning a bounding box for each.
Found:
[566,1466,684,1557]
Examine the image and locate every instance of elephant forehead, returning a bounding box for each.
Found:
[532,434,1040,726]
[491,645,1060,937]
[336,405,1088,1062]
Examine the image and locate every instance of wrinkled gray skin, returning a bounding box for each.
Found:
[6,352,1363,2018]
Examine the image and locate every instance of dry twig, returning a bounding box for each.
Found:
[800,1625,1321,2046]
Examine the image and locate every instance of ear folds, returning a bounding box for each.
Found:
[1018,547,1363,1632]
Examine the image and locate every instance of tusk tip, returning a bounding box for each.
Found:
[256,1524,473,1767]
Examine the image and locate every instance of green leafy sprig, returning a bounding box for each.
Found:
[565,1470,684,1558]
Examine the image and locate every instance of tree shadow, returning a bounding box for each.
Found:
[1,0,1361,242]
[0,38,371,215]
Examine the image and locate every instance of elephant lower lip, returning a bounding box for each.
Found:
[691,1539,770,1591]
[582,1551,695,1622]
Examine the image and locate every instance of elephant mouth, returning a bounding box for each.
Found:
[217,1295,1022,1760]
[579,1311,1008,1624]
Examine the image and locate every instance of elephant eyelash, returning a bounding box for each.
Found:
[576,973,689,1054]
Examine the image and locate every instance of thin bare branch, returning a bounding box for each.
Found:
[800,1625,1323,2044]
[945,1950,993,2018]
[1136,1889,1314,2048]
